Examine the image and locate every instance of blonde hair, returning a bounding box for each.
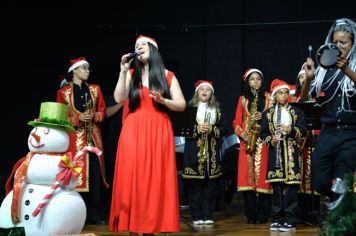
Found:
[188,91,220,108]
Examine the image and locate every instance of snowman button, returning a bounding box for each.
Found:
[25,200,30,205]
[28,188,34,193]
[24,214,29,220]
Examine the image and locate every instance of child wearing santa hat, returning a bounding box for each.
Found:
[232,68,273,224]
[259,79,307,232]
[56,56,108,225]
[182,80,226,225]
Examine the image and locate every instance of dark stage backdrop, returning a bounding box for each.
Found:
[1,0,355,199]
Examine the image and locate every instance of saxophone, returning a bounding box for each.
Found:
[245,92,260,154]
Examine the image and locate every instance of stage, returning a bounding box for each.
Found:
[82,193,321,236]
[82,213,320,236]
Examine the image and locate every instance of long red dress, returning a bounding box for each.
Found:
[109,71,180,233]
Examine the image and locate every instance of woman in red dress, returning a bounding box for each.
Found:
[232,68,273,224]
[109,35,186,235]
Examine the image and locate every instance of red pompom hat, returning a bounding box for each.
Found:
[135,35,158,49]
[68,57,89,73]
[270,79,290,97]
[194,80,214,93]
[242,68,263,81]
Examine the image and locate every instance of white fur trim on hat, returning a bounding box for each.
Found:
[68,60,89,73]
[243,68,263,80]
[195,82,214,93]
[271,85,290,97]
[136,36,158,49]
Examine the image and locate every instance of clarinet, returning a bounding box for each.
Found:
[275,104,282,169]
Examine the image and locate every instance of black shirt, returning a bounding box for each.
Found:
[312,68,356,125]
[73,82,92,113]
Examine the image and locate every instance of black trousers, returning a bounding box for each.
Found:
[185,177,218,221]
[271,183,299,225]
[312,127,356,200]
[80,153,102,221]
[243,191,271,222]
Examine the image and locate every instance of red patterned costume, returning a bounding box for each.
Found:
[232,68,273,224]
[233,94,272,193]
[56,81,107,191]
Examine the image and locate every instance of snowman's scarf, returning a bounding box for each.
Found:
[7,151,66,224]
[10,152,34,224]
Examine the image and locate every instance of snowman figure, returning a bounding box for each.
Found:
[0,102,86,236]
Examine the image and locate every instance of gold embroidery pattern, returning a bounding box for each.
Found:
[254,138,262,185]
[197,137,206,176]
[183,167,198,176]
[266,107,302,184]
[184,108,222,179]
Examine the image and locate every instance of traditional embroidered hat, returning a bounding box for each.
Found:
[242,68,263,81]
[194,80,214,93]
[270,79,290,97]
[68,56,89,73]
[135,35,158,49]
[28,102,75,132]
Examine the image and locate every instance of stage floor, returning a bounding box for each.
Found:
[82,202,321,236]
[82,213,320,236]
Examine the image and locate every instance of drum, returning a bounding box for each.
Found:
[220,134,240,158]
[174,136,186,153]
[316,43,341,69]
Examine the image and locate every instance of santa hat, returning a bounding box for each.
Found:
[68,57,89,73]
[194,80,214,93]
[242,68,263,81]
[270,79,290,97]
[135,35,158,49]
[288,83,296,95]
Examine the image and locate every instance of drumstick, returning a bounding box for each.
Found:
[306,45,313,70]
[308,45,313,58]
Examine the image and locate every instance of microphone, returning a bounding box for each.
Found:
[125,51,142,60]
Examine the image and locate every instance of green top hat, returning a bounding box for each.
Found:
[28,102,75,132]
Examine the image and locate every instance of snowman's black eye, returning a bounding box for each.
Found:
[44,128,50,135]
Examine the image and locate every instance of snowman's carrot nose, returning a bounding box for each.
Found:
[31,132,41,142]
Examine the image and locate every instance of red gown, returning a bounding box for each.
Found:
[109,71,180,233]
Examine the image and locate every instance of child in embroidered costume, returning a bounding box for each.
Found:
[182,80,226,225]
[259,79,306,232]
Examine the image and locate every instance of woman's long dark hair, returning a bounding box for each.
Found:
[129,43,170,112]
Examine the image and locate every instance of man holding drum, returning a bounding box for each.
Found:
[300,18,356,202]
